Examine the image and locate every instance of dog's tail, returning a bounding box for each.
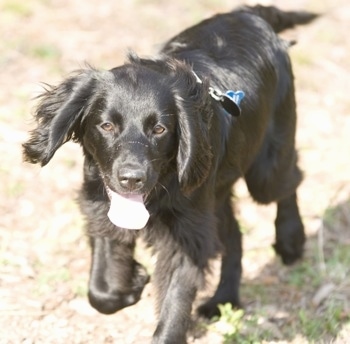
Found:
[240,5,319,33]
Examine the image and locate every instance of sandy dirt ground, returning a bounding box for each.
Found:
[0,0,349,343]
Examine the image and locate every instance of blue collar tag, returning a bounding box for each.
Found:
[221,90,245,117]
[192,71,244,117]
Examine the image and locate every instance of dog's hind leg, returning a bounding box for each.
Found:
[244,81,306,265]
[197,197,242,318]
[245,132,305,264]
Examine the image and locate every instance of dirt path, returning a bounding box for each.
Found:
[1,0,349,343]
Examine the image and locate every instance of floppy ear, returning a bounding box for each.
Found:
[173,65,213,195]
[23,69,96,166]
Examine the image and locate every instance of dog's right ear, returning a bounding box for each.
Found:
[23,69,96,166]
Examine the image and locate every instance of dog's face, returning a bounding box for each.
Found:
[82,65,179,196]
[23,58,214,201]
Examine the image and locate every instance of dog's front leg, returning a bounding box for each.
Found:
[88,236,149,314]
[152,249,203,344]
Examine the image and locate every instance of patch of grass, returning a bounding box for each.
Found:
[326,244,350,281]
[208,304,275,343]
[5,181,25,198]
[213,221,349,342]
[0,0,49,17]
[298,308,320,339]
[323,199,350,232]
[321,200,350,281]
[287,259,323,288]
[322,301,346,337]
[323,205,338,227]
[35,267,71,295]
[241,282,270,304]
[211,297,349,343]
[30,44,61,60]
[0,0,32,17]
[0,255,15,268]
[297,300,346,341]
[72,279,88,297]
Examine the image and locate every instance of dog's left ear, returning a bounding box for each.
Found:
[23,69,97,166]
[173,66,213,195]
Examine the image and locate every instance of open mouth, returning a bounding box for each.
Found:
[105,185,150,230]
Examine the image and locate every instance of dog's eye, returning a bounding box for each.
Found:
[153,124,166,135]
[101,122,114,132]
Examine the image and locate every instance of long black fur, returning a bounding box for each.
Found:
[23,5,317,343]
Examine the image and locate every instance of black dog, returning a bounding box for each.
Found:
[23,5,317,343]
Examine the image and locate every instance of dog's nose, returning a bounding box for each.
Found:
[118,168,146,191]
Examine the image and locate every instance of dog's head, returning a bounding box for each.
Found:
[23,56,213,199]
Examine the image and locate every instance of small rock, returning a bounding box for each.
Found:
[68,297,97,316]
[312,283,335,307]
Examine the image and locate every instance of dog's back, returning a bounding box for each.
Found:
[161,7,308,188]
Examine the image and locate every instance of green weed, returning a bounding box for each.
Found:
[208,304,244,342]
[30,44,61,60]
[298,300,345,341]
[208,304,273,343]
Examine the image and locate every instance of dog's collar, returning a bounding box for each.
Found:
[192,71,244,117]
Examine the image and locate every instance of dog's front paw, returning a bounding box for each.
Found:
[88,261,150,314]
[197,301,221,319]
[197,298,241,319]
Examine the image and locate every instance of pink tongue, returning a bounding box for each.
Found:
[107,189,150,230]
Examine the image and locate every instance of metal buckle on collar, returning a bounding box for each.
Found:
[192,71,244,117]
